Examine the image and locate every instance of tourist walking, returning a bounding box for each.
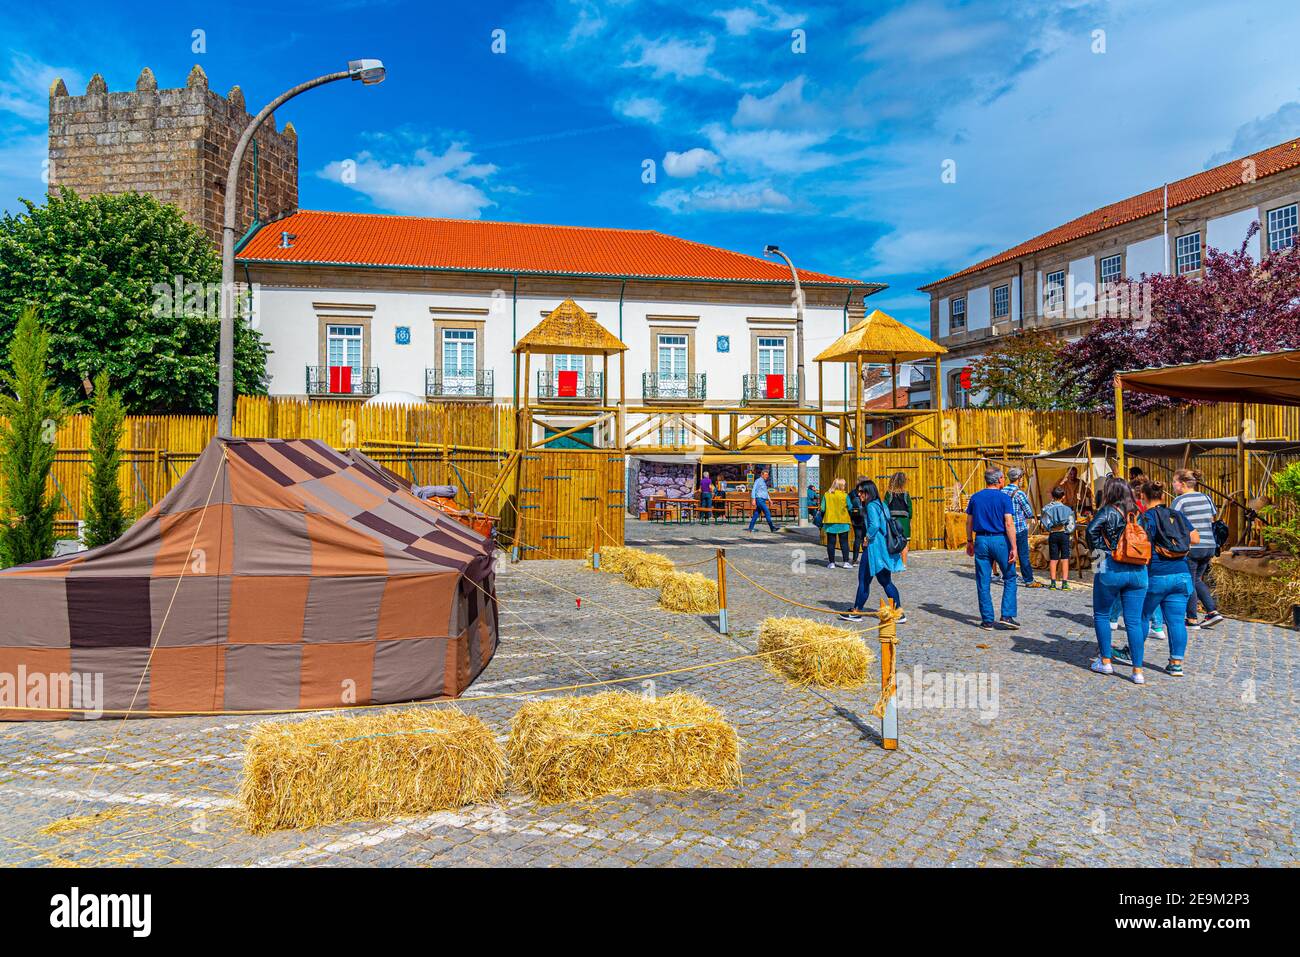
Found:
[1086,476,1151,683]
[885,472,914,566]
[1135,481,1198,676]
[820,478,852,568]
[1003,468,1039,587]
[840,479,906,623]
[965,468,1019,630]
[847,476,869,564]
[1171,468,1224,628]
[698,470,714,524]
[747,467,777,532]
[1040,485,1075,589]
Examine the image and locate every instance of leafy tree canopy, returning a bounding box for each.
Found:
[0,189,267,413]
[967,327,1078,410]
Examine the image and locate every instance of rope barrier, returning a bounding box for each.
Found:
[722,557,868,616]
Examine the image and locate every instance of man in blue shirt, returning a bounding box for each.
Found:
[966,467,1020,629]
[747,468,777,532]
[1003,467,1040,587]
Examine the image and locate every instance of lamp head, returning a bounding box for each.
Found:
[764,244,780,256]
[348,59,387,85]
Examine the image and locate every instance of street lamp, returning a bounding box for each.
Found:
[763,244,809,527]
[217,59,387,437]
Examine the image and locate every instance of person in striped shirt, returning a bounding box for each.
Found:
[1171,468,1224,628]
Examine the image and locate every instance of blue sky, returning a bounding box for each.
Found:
[2,0,1299,331]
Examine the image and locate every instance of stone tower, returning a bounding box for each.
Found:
[47,65,298,245]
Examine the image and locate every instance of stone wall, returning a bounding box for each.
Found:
[47,65,298,245]
[634,460,697,515]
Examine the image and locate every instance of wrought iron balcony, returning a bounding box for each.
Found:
[537,370,604,401]
[642,372,706,402]
[741,371,799,405]
[306,365,380,397]
[426,368,494,399]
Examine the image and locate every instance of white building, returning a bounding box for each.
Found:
[238,211,885,446]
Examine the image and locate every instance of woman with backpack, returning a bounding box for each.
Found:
[1136,482,1199,676]
[885,472,914,566]
[840,479,906,624]
[847,476,869,564]
[1085,476,1151,683]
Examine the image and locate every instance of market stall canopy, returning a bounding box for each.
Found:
[699,453,801,466]
[512,298,627,355]
[814,309,947,363]
[1035,436,1300,459]
[1118,349,1300,406]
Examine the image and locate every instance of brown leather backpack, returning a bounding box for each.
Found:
[1111,511,1151,565]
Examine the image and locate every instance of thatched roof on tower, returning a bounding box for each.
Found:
[814,309,946,363]
[513,299,627,355]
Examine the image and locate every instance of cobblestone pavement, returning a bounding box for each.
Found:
[1,519,1295,867]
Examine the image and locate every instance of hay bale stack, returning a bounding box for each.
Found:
[240,707,505,834]
[658,570,719,613]
[622,551,674,588]
[508,691,741,804]
[757,616,876,689]
[1213,559,1300,623]
[586,545,636,573]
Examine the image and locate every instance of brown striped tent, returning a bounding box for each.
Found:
[0,438,498,720]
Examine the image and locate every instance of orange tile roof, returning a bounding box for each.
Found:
[921,137,1300,290]
[238,210,875,287]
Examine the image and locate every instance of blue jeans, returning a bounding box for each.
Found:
[1094,563,1148,665]
[1143,572,1193,660]
[748,498,775,531]
[855,563,900,612]
[1111,597,1162,628]
[699,492,713,522]
[1186,554,1218,619]
[1015,528,1034,583]
[973,534,1017,624]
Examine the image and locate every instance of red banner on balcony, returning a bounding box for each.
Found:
[765,374,785,399]
[329,365,353,394]
[557,370,579,397]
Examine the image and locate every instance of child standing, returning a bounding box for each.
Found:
[1039,485,1076,590]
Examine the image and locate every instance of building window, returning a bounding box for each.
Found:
[757,336,787,376]
[762,426,788,446]
[441,328,477,388]
[326,324,363,375]
[1099,254,1122,289]
[992,285,1009,319]
[948,370,971,409]
[554,353,585,387]
[1043,271,1065,312]
[950,297,966,331]
[657,334,688,385]
[1175,232,1202,274]
[659,425,687,446]
[1268,203,1298,253]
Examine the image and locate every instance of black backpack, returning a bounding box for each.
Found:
[1149,505,1191,559]
[1212,519,1230,555]
[875,501,908,555]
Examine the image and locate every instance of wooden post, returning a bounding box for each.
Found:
[854,354,864,460]
[879,598,898,750]
[716,547,728,634]
[817,360,824,412]
[1113,375,1126,479]
[591,509,601,571]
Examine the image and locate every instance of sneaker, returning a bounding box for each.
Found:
[1148,627,1166,641]
[979,621,995,631]
[1185,618,1201,630]
[1110,620,1120,631]
[998,617,1020,630]
[1060,582,1071,590]
[1111,645,1133,666]
[838,611,864,622]
[1132,670,1145,685]
[1199,611,1225,628]
[1025,580,1044,588]
[1166,661,1184,677]
[896,613,908,625]
[1090,658,1114,675]
[839,562,854,569]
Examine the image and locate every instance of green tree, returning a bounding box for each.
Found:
[968,328,1077,410]
[0,188,267,413]
[83,371,127,549]
[0,307,66,567]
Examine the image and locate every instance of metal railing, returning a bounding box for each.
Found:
[306,365,380,396]
[537,370,604,400]
[641,372,706,401]
[741,371,799,405]
[426,368,494,398]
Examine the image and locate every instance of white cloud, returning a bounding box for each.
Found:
[663,148,721,178]
[614,94,665,124]
[0,53,83,122]
[653,181,793,214]
[732,76,826,129]
[712,1,805,36]
[865,227,997,276]
[1207,99,1300,166]
[703,123,839,174]
[623,35,718,80]
[318,144,497,218]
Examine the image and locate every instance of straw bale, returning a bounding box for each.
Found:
[658,571,719,613]
[757,616,875,689]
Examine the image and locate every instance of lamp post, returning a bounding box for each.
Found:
[764,244,809,527]
[217,59,386,437]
